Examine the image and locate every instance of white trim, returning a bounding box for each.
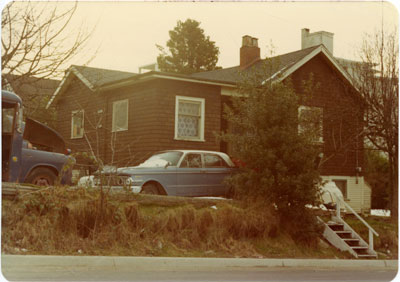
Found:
[71,109,84,139]
[174,96,205,142]
[112,99,129,132]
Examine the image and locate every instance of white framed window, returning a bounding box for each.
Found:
[333,179,348,200]
[298,105,323,143]
[175,96,205,141]
[112,99,129,132]
[71,110,84,139]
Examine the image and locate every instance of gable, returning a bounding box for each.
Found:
[46,66,137,109]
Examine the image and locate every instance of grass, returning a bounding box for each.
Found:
[1,186,397,259]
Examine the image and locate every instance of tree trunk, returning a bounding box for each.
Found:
[389,151,398,222]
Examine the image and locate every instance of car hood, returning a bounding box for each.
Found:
[23,118,66,154]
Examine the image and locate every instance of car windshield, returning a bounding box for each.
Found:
[138,151,183,168]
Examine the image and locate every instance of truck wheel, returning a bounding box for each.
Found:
[141,183,159,195]
[26,168,57,186]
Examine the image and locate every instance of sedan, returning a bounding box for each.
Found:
[78,150,237,197]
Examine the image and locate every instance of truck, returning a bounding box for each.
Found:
[2,90,74,186]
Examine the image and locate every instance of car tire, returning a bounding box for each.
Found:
[26,167,57,186]
[141,183,159,195]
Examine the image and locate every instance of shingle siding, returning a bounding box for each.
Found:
[63,79,222,167]
[290,54,364,177]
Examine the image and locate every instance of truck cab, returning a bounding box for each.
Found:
[2,90,74,185]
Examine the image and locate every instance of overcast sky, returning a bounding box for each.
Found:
[3,1,399,75]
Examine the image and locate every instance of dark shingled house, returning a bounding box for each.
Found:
[47,29,370,212]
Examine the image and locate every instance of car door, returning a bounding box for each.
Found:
[176,153,207,196]
[203,153,232,196]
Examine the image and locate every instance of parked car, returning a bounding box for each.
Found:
[78,150,237,197]
[2,90,74,186]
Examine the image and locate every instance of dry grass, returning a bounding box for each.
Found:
[1,186,368,258]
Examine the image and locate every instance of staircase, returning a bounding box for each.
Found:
[318,197,379,259]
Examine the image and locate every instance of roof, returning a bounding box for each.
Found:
[190,45,322,84]
[70,65,137,88]
[47,45,357,108]
[46,65,235,108]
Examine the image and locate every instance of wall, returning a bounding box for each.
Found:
[101,79,221,166]
[290,53,364,177]
[56,76,107,172]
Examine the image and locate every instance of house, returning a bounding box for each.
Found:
[47,29,370,213]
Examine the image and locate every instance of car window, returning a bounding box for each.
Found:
[180,153,202,168]
[204,154,229,168]
[146,151,183,166]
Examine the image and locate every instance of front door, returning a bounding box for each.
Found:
[176,153,207,196]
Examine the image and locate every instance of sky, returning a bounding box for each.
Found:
[2,1,399,75]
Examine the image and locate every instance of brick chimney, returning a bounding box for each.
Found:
[240,35,260,68]
[301,28,334,54]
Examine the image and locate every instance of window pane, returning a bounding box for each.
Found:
[178,115,199,137]
[2,108,15,133]
[204,154,228,168]
[298,106,323,142]
[179,101,200,116]
[180,154,202,168]
[113,100,128,131]
[72,111,84,138]
[333,179,347,199]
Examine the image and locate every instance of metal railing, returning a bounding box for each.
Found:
[335,196,379,251]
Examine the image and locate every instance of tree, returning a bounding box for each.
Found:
[156,19,219,74]
[353,28,398,221]
[221,61,322,243]
[1,1,93,124]
[364,149,390,209]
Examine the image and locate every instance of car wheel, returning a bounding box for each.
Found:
[26,168,57,186]
[141,183,159,195]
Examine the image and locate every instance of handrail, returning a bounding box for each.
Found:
[338,198,379,237]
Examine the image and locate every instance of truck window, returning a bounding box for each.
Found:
[2,107,15,134]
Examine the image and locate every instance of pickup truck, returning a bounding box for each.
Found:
[2,90,74,186]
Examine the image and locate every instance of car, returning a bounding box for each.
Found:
[78,150,237,197]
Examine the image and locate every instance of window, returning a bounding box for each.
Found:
[175,96,205,141]
[112,99,129,132]
[204,154,229,168]
[180,153,202,168]
[2,108,15,134]
[333,179,347,199]
[298,105,323,143]
[71,110,84,139]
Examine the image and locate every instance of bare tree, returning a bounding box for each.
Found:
[1,1,94,124]
[354,28,398,221]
